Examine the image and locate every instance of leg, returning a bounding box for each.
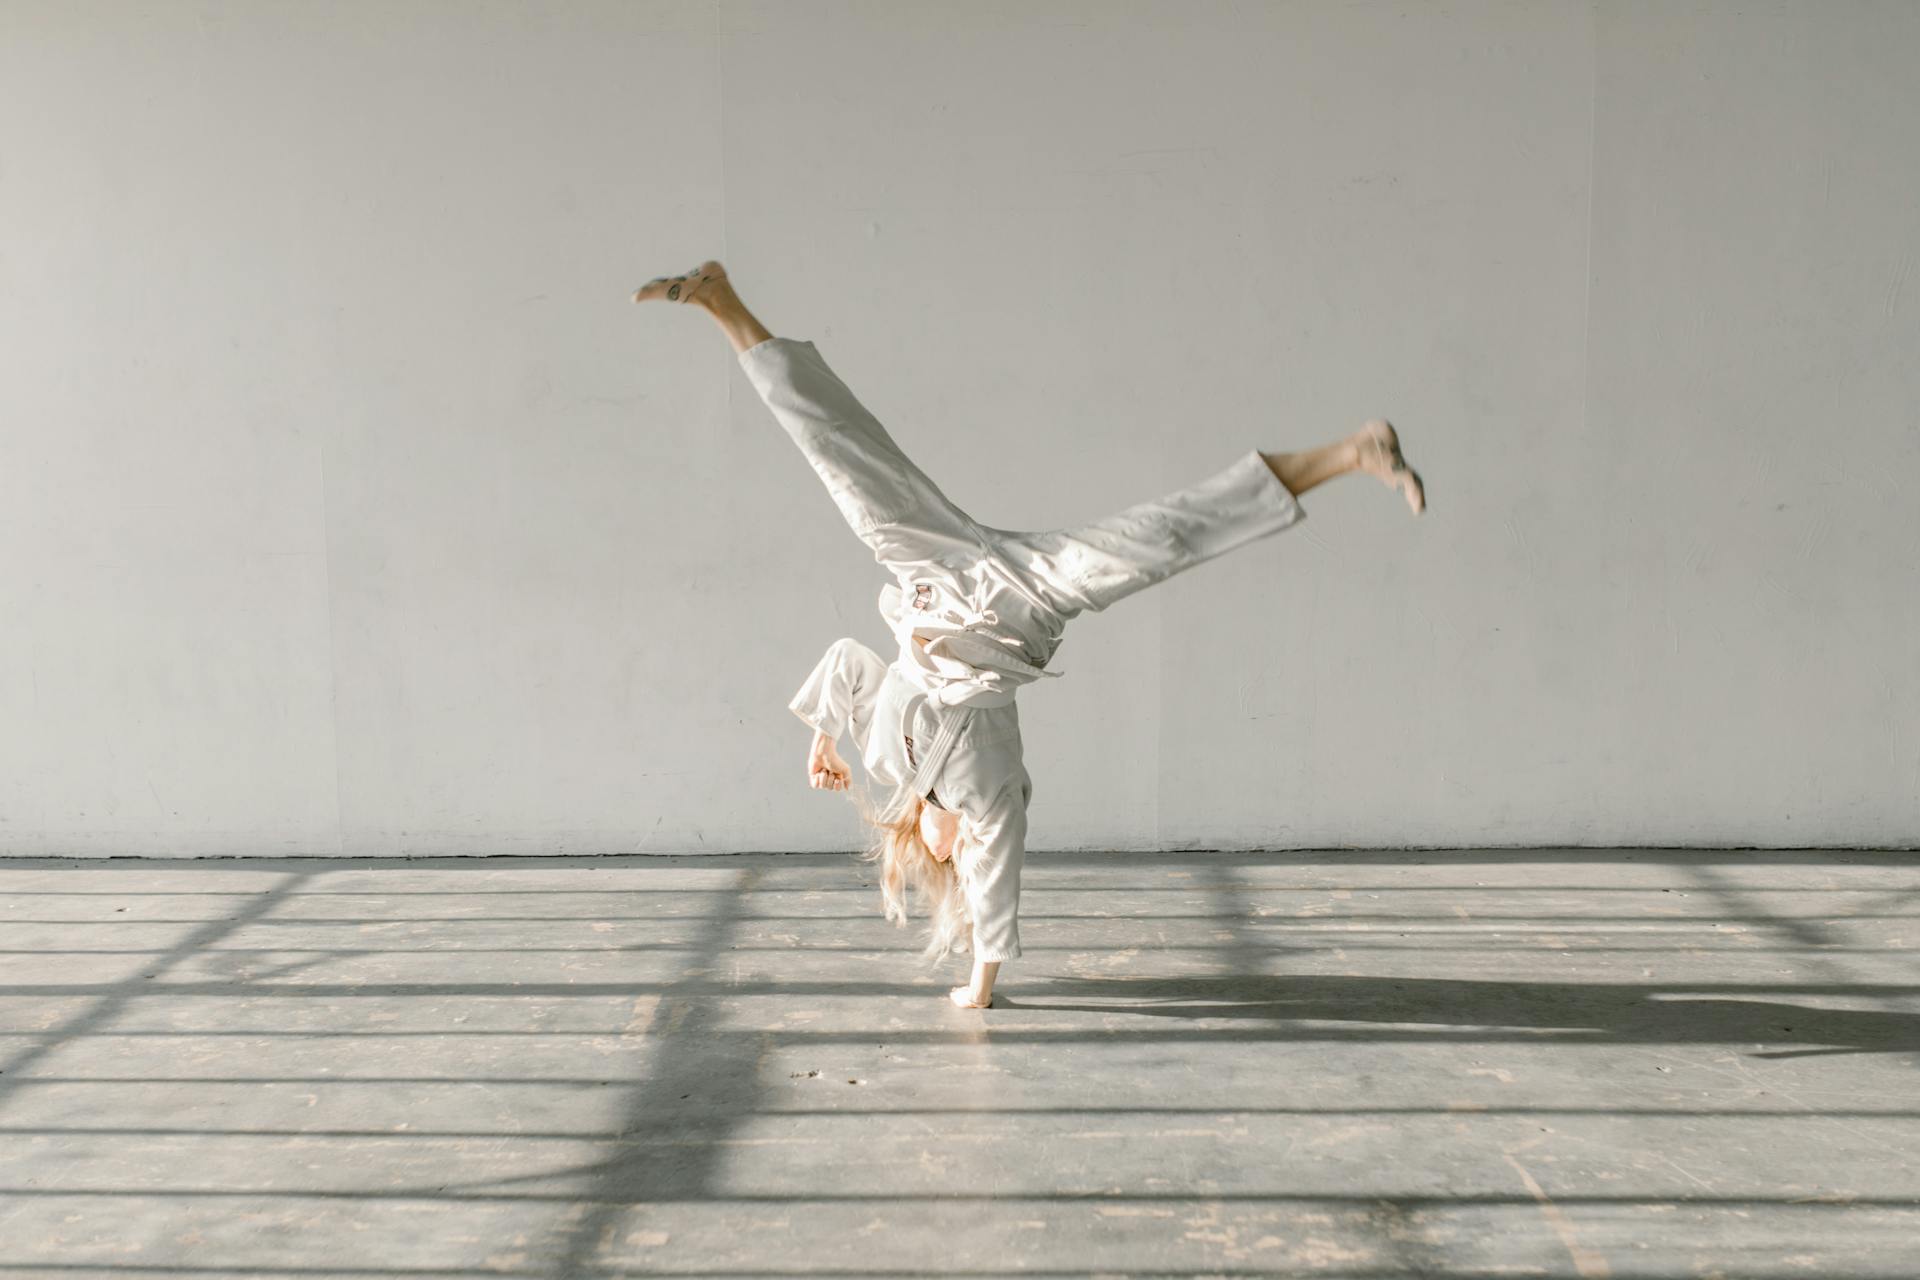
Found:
[1261,438,1352,497]
[996,416,1425,620]
[631,260,772,353]
[633,260,775,353]
[691,275,773,354]
[1264,419,1426,514]
[989,449,1309,619]
[635,263,983,568]
[736,336,982,570]
[636,261,980,566]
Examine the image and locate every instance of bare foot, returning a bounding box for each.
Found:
[948,986,991,1009]
[631,260,728,306]
[1354,419,1426,515]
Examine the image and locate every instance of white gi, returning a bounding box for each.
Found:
[741,336,1306,962]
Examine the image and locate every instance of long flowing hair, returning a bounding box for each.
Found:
[851,787,975,964]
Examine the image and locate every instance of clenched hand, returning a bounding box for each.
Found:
[807,730,852,792]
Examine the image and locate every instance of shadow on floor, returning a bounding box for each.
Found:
[1004,972,1920,1059]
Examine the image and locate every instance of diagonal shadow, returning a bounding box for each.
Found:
[1003,973,1920,1058]
[0,867,318,1119]
[544,863,766,1277]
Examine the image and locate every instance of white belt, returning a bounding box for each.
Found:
[881,692,974,822]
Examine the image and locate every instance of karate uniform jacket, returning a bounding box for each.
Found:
[789,633,1035,964]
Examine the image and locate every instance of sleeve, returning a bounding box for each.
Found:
[948,753,1032,964]
[788,637,889,749]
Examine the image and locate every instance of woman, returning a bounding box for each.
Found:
[633,261,1424,1009]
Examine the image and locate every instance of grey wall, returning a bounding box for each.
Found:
[3,1,1915,857]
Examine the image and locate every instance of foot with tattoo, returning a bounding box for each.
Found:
[632,260,728,307]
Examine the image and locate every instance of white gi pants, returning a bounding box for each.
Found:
[741,336,1306,962]
[740,336,1307,629]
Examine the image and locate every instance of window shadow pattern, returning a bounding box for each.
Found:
[0,849,1916,1278]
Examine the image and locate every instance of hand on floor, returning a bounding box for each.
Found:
[948,985,992,1009]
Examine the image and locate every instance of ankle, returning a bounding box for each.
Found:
[696,278,741,315]
[1265,452,1314,499]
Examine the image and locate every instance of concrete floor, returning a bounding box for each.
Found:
[0,851,1915,1280]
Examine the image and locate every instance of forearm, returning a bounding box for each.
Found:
[789,637,883,746]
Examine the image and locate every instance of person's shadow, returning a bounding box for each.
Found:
[999,973,1920,1059]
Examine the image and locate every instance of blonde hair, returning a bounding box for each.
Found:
[852,789,975,964]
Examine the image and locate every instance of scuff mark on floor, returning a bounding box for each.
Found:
[1503,1150,1611,1278]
